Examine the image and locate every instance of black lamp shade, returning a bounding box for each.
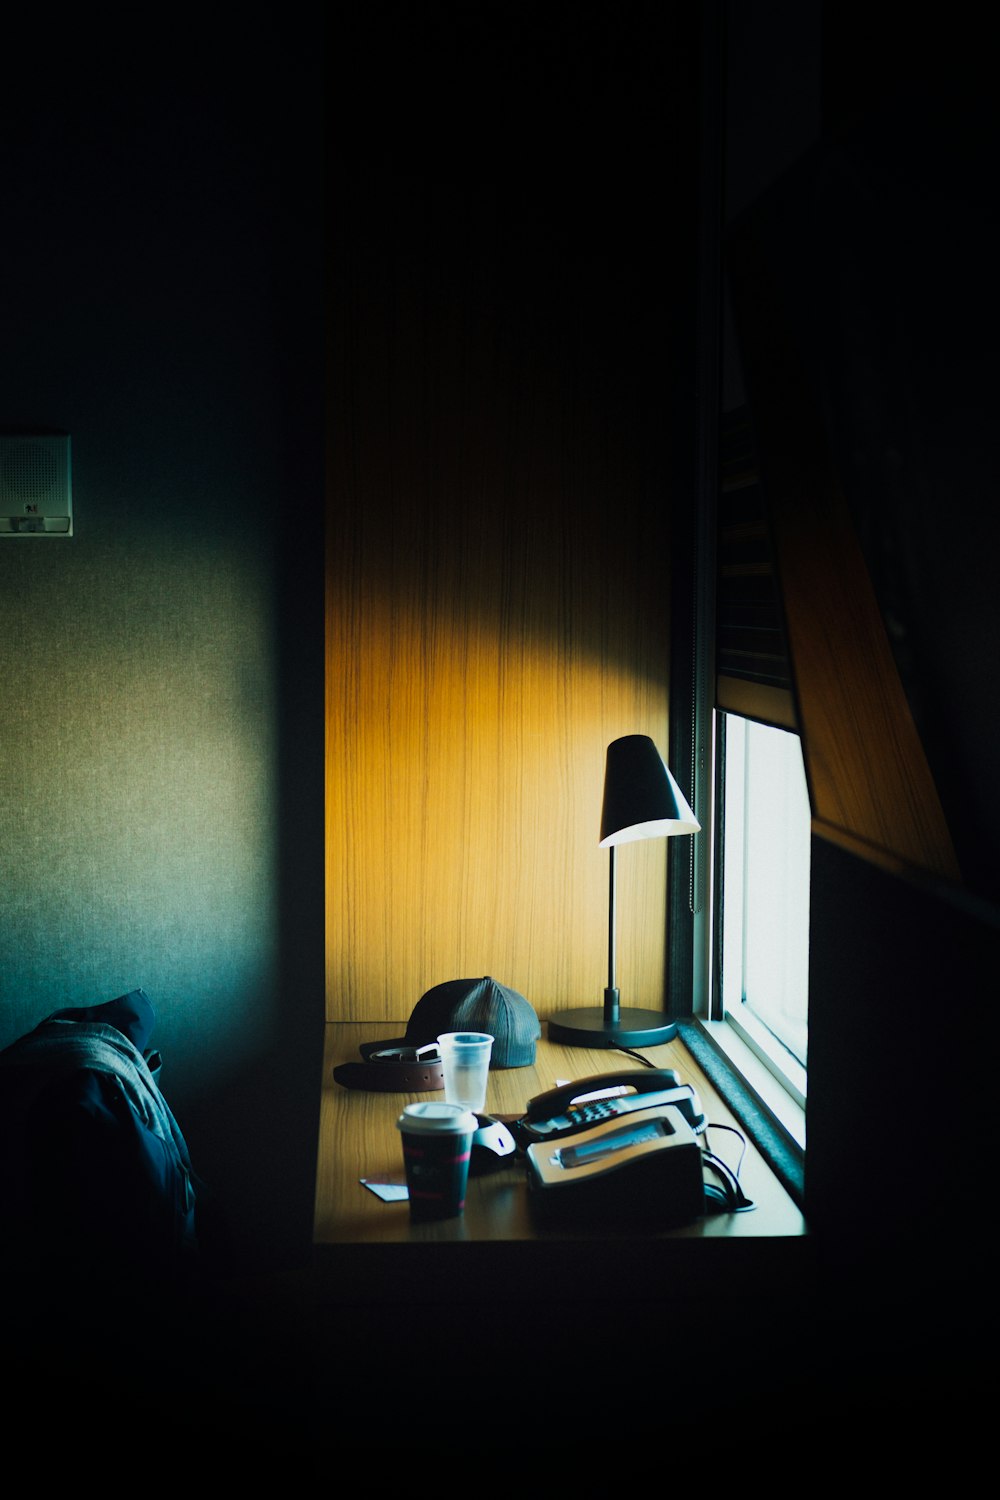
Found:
[599,735,700,846]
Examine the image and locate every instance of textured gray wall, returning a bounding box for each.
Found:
[0,9,324,1272]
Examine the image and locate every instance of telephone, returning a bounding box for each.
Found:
[516,1067,707,1146]
[517,1069,709,1229]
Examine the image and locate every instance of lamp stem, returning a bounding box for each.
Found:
[604,843,620,1024]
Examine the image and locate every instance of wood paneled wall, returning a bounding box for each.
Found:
[326,183,678,1026]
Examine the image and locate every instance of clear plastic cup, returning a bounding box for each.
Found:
[436,1031,494,1112]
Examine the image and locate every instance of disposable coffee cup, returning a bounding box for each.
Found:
[436,1031,494,1113]
[397,1101,478,1222]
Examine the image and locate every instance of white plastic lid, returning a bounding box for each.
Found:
[397,1101,478,1134]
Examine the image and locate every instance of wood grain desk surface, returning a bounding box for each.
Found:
[314,1023,807,1263]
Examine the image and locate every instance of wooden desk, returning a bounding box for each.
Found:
[313,1023,808,1306]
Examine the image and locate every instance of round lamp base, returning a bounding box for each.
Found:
[547,1007,678,1049]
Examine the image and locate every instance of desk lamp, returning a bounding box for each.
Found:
[548,734,700,1048]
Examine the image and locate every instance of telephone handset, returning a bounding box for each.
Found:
[518,1068,707,1145]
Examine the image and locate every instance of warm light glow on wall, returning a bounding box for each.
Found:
[326,574,670,1027]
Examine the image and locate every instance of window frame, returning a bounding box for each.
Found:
[665,0,809,1183]
[686,707,808,1155]
[715,710,809,1100]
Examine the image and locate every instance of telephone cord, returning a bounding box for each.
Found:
[702,1123,755,1212]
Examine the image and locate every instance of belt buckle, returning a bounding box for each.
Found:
[368,1043,440,1065]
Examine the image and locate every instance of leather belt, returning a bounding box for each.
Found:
[333,1040,444,1092]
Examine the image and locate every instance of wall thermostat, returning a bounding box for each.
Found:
[0,434,73,536]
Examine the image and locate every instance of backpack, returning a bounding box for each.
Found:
[0,988,199,1283]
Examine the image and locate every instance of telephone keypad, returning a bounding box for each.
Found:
[570,1101,618,1124]
[529,1096,635,1136]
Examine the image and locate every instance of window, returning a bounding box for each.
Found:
[716,713,809,1109]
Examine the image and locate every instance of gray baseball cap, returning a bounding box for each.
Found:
[401,976,541,1068]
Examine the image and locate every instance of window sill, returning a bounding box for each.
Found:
[722,1006,806,1113]
[691,1016,805,1150]
[676,1016,806,1210]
